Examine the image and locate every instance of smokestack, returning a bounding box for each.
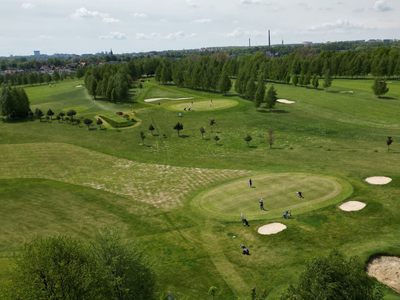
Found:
[249,38,251,47]
[268,30,271,47]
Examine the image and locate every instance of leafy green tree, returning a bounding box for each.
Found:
[46,108,54,120]
[285,73,291,84]
[96,118,103,130]
[140,131,146,145]
[280,249,384,300]
[323,69,333,91]
[67,109,77,124]
[90,228,157,300]
[44,73,52,84]
[372,77,389,98]
[84,118,93,130]
[244,134,252,147]
[0,87,30,119]
[58,112,65,121]
[254,76,266,110]
[214,135,220,145]
[111,88,117,104]
[1,236,106,300]
[265,85,278,111]
[149,124,155,135]
[246,76,257,100]
[200,126,206,139]
[35,108,44,122]
[312,74,319,89]
[299,73,305,86]
[53,70,60,82]
[292,74,298,86]
[56,115,61,123]
[45,115,50,123]
[218,72,232,95]
[174,122,183,136]
[303,73,311,87]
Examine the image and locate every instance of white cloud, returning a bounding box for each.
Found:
[225,28,269,38]
[240,0,262,4]
[192,19,212,24]
[99,32,127,40]
[135,33,161,40]
[103,17,121,23]
[21,3,35,9]
[373,0,393,12]
[71,7,108,19]
[187,0,197,7]
[165,31,196,39]
[306,19,366,32]
[132,13,147,18]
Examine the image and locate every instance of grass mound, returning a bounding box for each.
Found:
[98,115,135,128]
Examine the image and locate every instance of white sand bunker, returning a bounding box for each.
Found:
[339,201,366,211]
[277,99,295,104]
[258,223,287,235]
[365,176,392,185]
[144,97,194,102]
[339,91,354,93]
[366,256,400,292]
[75,85,83,88]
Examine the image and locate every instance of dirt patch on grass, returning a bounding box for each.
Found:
[365,176,392,185]
[339,201,366,211]
[366,255,400,292]
[258,223,287,235]
[75,85,83,88]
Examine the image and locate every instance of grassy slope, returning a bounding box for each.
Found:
[0,78,400,298]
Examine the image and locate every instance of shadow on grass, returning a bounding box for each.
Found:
[248,145,258,148]
[379,96,397,100]
[215,143,223,146]
[204,138,211,141]
[258,109,289,114]
[179,135,190,138]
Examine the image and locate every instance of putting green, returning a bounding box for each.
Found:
[192,173,353,220]
[165,99,238,112]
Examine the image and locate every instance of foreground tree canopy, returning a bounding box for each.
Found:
[0,86,30,118]
[1,229,157,300]
[280,249,384,300]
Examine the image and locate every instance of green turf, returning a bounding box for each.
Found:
[1,77,400,299]
[165,99,239,112]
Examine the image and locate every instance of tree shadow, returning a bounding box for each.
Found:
[179,135,190,138]
[153,134,159,137]
[204,138,211,141]
[379,96,397,100]
[249,145,258,148]
[216,143,223,146]
[258,109,289,114]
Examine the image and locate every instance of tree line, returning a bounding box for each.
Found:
[0,70,74,87]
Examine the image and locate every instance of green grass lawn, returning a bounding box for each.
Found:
[1,77,400,299]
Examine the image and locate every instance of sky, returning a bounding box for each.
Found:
[1,0,399,56]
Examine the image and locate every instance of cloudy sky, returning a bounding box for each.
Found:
[1,0,399,56]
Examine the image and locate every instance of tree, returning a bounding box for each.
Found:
[292,74,298,86]
[246,76,257,100]
[312,74,319,89]
[244,134,253,147]
[97,118,103,130]
[1,87,30,119]
[67,109,77,124]
[173,122,183,136]
[265,85,278,111]
[56,115,61,123]
[218,72,232,95]
[280,249,384,300]
[208,286,218,300]
[254,76,266,110]
[372,77,389,98]
[35,108,44,122]
[76,118,81,127]
[46,108,54,120]
[268,129,274,148]
[90,228,157,300]
[111,88,117,104]
[44,73,51,84]
[323,69,332,91]
[200,126,206,139]
[140,131,146,145]
[45,115,50,123]
[210,119,216,132]
[84,118,93,130]
[149,124,155,136]
[387,136,393,151]
[1,236,106,300]
[59,112,65,121]
[214,135,220,145]
[303,73,311,87]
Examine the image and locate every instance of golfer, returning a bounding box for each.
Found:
[259,199,264,210]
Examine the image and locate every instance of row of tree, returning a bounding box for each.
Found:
[0,70,74,87]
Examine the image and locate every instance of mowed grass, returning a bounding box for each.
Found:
[165,99,239,112]
[0,78,400,298]
[197,173,352,220]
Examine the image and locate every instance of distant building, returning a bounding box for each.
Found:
[34,51,40,56]
[302,41,313,46]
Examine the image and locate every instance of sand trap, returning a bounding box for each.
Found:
[258,223,287,235]
[339,201,366,211]
[75,85,83,88]
[365,176,392,185]
[366,256,400,292]
[144,97,194,102]
[339,91,354,93]
[277,99,295,104]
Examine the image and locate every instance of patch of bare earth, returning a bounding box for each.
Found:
[366,256,400,292]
